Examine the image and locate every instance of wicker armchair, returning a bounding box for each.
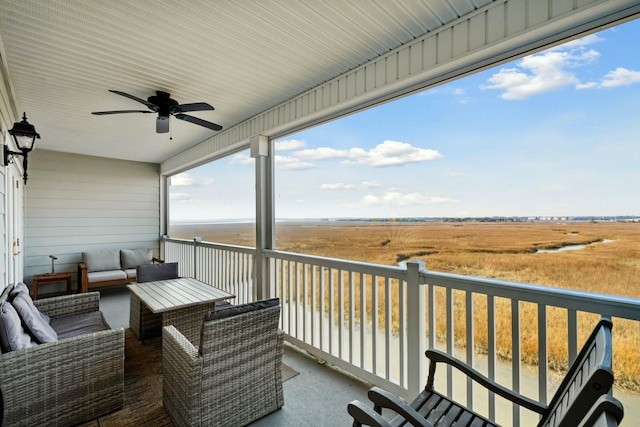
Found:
[162,299,284,427]
[0,290,124,426]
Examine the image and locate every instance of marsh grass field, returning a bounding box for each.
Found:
[170,220,640,392]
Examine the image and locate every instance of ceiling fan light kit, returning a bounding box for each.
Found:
[92,90,222,134]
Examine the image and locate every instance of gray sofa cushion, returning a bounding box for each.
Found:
[136,262,179,283]
[0,302,37,352]
[83,250,121,272]
[50,311,111,340]
[121,248,153,270]
[11,292,58,344]
[87,270,128,283]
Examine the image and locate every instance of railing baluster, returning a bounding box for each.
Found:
[360,272,366,370]
[446,287,454,397]
[349,270,355,364]
[512,299,521,427]
[466,291,474,410]
[320,266,326,351]
[538,304,548,405]
[303,263,309,343]
[488,295,496,422]
[568,309,578,366]
[329,267,335,354]
[372,274,378,374]
[385,276,392,381]
[339,269,345,359]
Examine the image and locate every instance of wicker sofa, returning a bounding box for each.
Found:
[0,283,124,426]
[77,248,162,293]
[162,298,284,427]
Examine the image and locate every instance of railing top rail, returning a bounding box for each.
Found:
[163,236,256,255]
[421,268,640,321]
[264,249,406,279]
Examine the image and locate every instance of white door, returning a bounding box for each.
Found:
[7,168,23,286]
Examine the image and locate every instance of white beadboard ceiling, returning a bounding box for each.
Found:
[0,1,636,165]
[0,0,494,163]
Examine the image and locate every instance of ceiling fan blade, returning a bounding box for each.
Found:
[175,114,223,131]
[156,116,170,133]
[173,102,214,113]
[92,110,153,115]
[109,90,158,111]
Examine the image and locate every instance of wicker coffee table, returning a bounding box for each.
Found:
[127,277,234,344]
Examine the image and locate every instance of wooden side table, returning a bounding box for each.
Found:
[32,272,73,300]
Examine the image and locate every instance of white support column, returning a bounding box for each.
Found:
[251,134,274,301]
[406,260,426,399]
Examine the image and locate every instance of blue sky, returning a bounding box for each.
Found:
[170,19,640,221]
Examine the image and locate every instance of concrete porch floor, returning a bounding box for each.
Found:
[99,286,372,426]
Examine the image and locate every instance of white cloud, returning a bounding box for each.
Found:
[321,181,382,190]
[296,147,350,160]
[578,67,640,89]
[482,49,599,99]
[353,140,442,167]
[601,67,640,87]
[170,172,194,186]
[275,155,314,170]
[361,181,381,188]
[362,191,456,206]
[297,140,441,168]
[275,139,306,151]
[321,183,356,190]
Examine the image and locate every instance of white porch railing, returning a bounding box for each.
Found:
[163,237,256,304]
[162,238,640,426]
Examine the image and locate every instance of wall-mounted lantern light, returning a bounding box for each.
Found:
[4,112,40,184]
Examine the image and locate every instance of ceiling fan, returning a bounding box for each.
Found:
[92,90,222,133]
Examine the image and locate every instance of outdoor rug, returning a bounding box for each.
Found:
[80,328,298,426]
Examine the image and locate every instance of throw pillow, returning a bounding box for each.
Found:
[12,293,58,344]
[0,302,37,352]
[136,262,179,283]
[8,281,30,300]
[121,248,153,269]
[8,282,50,323]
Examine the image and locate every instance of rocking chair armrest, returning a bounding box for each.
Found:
[426,349,546,414]
[348,400,394,427]
[367,387,434,427]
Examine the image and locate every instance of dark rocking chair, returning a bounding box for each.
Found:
[348,317,618,427]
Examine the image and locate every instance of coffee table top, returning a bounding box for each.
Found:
[127,277,235,314]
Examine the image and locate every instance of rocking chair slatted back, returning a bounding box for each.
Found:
[348,317,616,427]
[539,317,614,427]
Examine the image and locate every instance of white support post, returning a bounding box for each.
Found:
[406,260,426,399]
[251,134,274,301]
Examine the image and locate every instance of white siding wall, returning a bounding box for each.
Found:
[24,149,160,294]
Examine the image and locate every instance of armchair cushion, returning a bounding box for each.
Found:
[204,297,279,321]
[83,250,121,272]
[121,248,153,269]
[12,292,58,344]
[51,311,111,339]
[0,302,36,352]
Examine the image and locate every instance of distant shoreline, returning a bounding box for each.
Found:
[171,215,640,225]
